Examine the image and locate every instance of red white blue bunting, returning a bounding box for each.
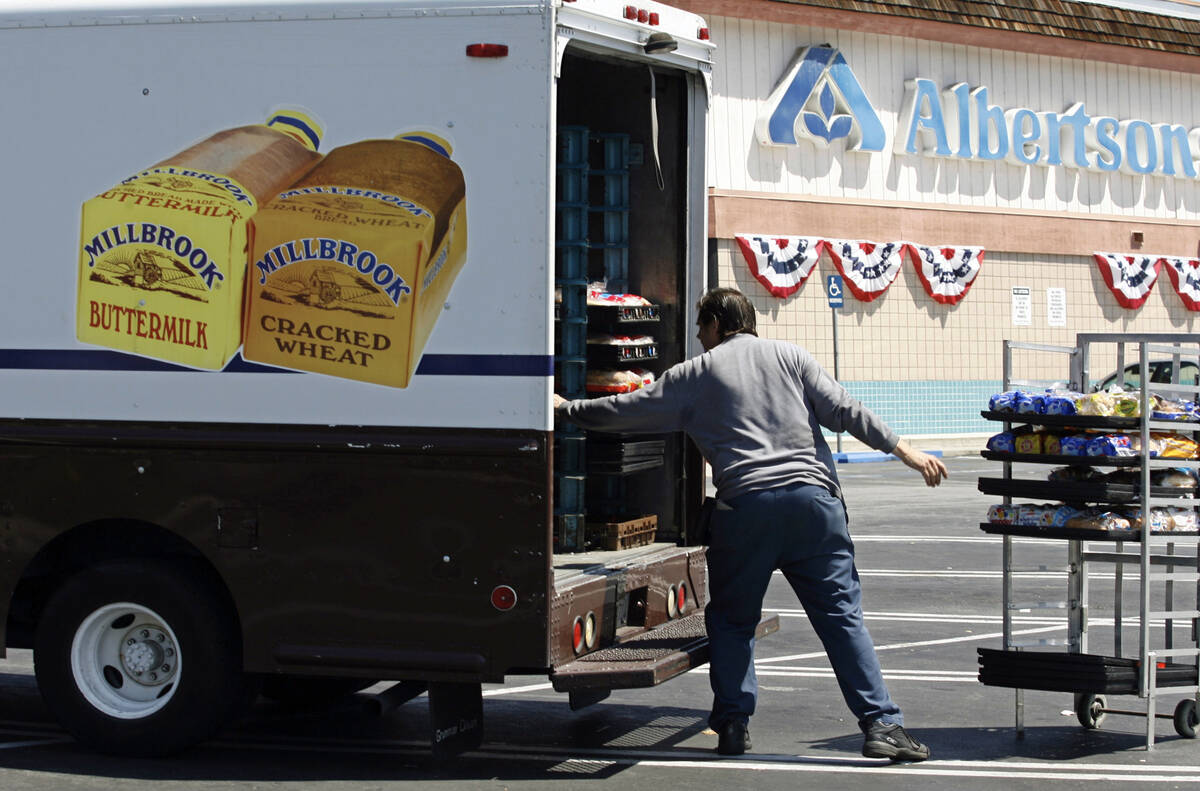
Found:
[1161,257,1200,312]
[1093,253,1162,309]
[734,235,825,298]
[903,244,984,306]
[824,240,905,302]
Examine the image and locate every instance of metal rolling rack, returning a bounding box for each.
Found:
[977,333,1200,749]
[554,128,661,551]
[554,126,590,552]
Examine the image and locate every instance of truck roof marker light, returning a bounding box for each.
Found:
[644,32,677,54]
[572,616,585,654]
[637,9,648,23]
[491,585,517,611]
[649,12,659,25]
[698,27,710,40]
[667,585,679,619]
[624,6,637,20]
[584,611,598,650]
[676,582,688,615]
[466,43,509,58]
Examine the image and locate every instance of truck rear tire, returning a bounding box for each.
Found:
[33,559,250,757]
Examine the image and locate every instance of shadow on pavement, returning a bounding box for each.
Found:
[809,723,1181,762]
[0,694,716,783]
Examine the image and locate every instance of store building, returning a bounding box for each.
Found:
[673,0,1200,449]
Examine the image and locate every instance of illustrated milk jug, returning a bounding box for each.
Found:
[77,111,324,369]
[242,132,467,388]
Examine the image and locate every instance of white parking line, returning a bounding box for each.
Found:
[852,535,1020,543]
[755,625,1064,664]
[605,756,1198,783]
[484,682,554,696]
[756,667,978,683]
[771,610,1193,629]
[200,737,1200,783]
[776,569,1139,580]
[491,743,1200,779]
[597,756,1198,783]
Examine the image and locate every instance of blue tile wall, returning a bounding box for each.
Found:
[822,379,1011,436]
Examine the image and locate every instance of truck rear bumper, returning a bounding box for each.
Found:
[549,611,779,691]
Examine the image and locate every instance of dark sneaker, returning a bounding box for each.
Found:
[862,722,930,762]
[716,720,751,756]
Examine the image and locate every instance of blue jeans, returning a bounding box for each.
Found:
[705,482,902,733]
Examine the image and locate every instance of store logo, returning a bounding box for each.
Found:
[756,46,1200,181]
[755,46,886,152]
[897,78,1199,179]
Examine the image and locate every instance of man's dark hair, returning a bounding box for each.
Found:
[697,287,757,337]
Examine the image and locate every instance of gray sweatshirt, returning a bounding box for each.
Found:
[557,333,898,500]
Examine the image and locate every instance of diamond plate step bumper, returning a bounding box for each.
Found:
[550,611,780,691]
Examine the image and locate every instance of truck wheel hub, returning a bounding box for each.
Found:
[119,627,174,683]
[70,603,182,717]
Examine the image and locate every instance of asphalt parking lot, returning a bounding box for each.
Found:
[0,454,1197,789]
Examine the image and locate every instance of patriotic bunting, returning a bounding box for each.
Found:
[733,235,1200,313]
[1161,257,1200,312]
[824,240,905,302]
[734,234,825,298]
[903,244,984,306]
[1093,253,1162,309]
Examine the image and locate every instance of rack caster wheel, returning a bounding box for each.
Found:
[1075,693,1107,730]
[1174,699,1198,739]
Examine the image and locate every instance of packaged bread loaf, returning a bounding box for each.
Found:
[988,391,1019,413]
[586,368,656,394]
[1122,507,1197,532]
[1014,433,1044,455]
[1048,466,1103,483]
[1065,508,1132,531]
[987,504,1018,524]
[77,110,324,369]
[1076,391,1140,417]
[242,131,467,388]
[1154,469,1199,488]
[1059,434,1091,456]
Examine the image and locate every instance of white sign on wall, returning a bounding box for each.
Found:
[1047,287,1067,327]
[1012,287,1032,326]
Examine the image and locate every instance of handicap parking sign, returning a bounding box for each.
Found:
[826,275,844,308]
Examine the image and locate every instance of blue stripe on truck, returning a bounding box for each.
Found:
[0,349,553,377]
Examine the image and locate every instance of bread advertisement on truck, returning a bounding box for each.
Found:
[77,110,468,388]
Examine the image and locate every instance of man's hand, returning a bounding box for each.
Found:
[553,394,568,409]
[892,439,949,487]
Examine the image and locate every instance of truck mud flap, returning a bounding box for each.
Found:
[428,681,483,760]
[549,611,779,693]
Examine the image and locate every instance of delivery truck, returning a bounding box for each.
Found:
[0,0,775,759]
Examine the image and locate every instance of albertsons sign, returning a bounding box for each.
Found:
[758,45,1199,179]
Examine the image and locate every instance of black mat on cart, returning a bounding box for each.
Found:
[979,522,1200,541]
[978,477,1198,503]
[585,434,665,475]
[587,458,664,474]
[978,648,1199,693]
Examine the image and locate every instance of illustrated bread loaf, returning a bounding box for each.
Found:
[242,131,468,388]
[149,117,323,204]
[77,110,323,370]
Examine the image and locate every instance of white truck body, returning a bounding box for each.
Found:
[0,0,725,760]
[0,0,712,428]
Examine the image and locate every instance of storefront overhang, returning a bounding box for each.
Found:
[672,0,1200,75]
[709,189,1200,258]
